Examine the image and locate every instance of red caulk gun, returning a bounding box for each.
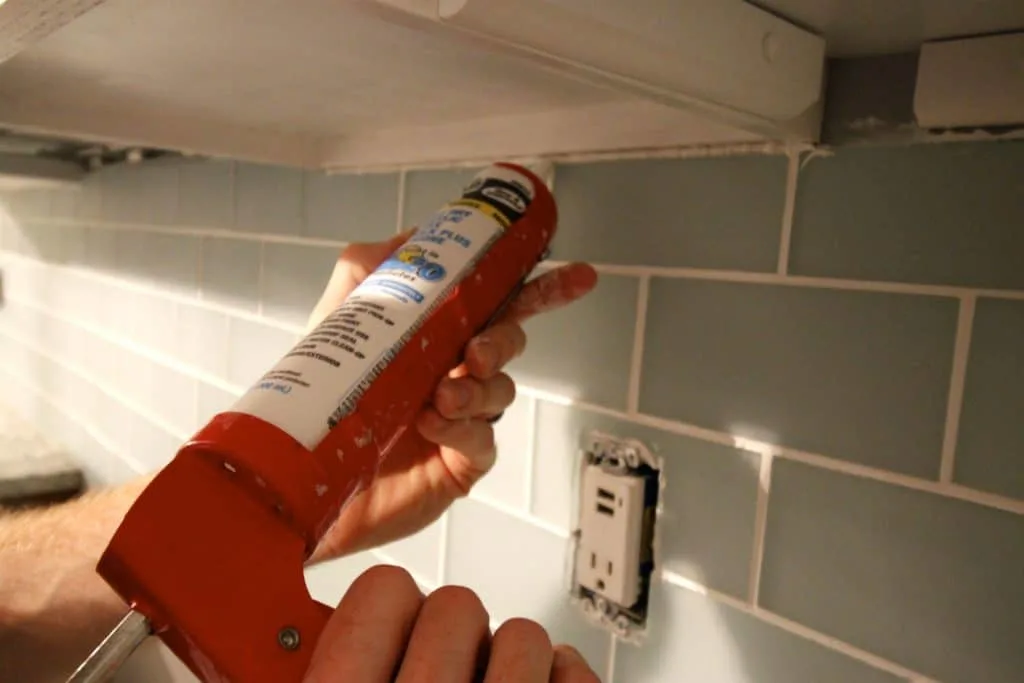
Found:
[67,162,557,682]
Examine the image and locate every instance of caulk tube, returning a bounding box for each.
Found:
[218,162,557,546]
[95,163,557,683]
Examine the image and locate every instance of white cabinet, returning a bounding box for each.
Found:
[0,0,827,171]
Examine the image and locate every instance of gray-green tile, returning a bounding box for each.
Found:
[234,162,303,234]
[553,156,786,269]
[509,273,636,409]
[955,298,1024,499]
[304,171,398,241]
[641,280,957,477]
[761,459,1024,683]
[616,580,904,683]
[114,231,199,296]
[446,497,610,672]
[200,238,261,312]
[401,168,481,229]
[790,141,1024,289]
[179,159,234,227]
[261,243,338,326]
[99,161,179,224]
[533,401,760,598]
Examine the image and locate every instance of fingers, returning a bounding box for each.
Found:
[435,372,515,421]
[306,230,416,331]
[464,321,527,379]
[551,645,602,683]
[304,565,423,683]
[394,585,491,683]
[416,409,497,482]
[481,618,554,683]
[502,262,598,325]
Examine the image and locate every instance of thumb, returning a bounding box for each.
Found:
[306,229,416,331]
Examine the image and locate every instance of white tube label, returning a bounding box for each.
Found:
[228,166,535,450]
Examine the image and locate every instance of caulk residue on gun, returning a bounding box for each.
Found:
[229,166,536,450]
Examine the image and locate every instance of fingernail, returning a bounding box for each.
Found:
[472,337,498,374]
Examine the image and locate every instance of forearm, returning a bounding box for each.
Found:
[0,475,151,683]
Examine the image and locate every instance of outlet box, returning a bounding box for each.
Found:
[569,431,661,641]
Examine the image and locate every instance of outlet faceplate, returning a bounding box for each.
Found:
[576,464,646,607]
[568,431,661,641]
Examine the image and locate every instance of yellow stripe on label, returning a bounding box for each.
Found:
[450,198,511,228]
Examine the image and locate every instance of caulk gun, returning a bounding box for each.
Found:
[67,162,557,682]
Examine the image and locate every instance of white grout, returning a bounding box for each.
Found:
[569,262,1024,302]
[0,326,192,444]
[6,270,1024,519]
[523,395,538,513]
[776,149,800,275]
[38,215,352,248]
[395,169,407,233]
[7,292,246,397]
[626,275,650,415]
[0,366,150,476]
[256,240,266,316]
[514,390,1024,517]
[321,140,803,175]
[16,215,1024,304]
[605,634,618,683]
[4,251,305,335]
[747,452,774,606]
[468,488,570,539]
[660,570,932,681]
[939,295,976,483]
[196,235,206,297]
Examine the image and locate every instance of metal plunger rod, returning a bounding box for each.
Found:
[66,610,152,683]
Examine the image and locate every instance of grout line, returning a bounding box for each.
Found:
[228,160,237,230]
[553,262,1024,302]
[747,453,774,605]
[436,511,450,586]
[196,235,206,297]
[659,570,933,682]
[626,275,650,414]
[468,489,570,538]
[256,240,267,316]
[321,140,802,175]
[604,634,617,683]
[523,396,538,513]
[513,387,1024,516]
[776,149,801,275]
[6,256,1023,518]
[8,294,246,397]
[0,327,192,443]
[33,215,352,248]
[939,295,975,483]
[395,169,407,233]
[15,218,1024,303]
[0,367,150,476]
[5,252,305,335]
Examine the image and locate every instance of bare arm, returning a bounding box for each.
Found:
[0,476,151,683]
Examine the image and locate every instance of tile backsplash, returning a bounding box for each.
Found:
[1,140,1022,683]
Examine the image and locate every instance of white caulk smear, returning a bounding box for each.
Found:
[228,165,536,450]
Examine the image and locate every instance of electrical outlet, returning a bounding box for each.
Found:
[575,464,646,606]
[569,432,661,641]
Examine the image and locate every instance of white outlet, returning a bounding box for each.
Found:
[574,463,646,607]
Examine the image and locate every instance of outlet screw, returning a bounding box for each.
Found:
[278,626,301,651]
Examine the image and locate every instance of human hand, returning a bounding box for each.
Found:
[304,565,601,682]
[305,230,598,562]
